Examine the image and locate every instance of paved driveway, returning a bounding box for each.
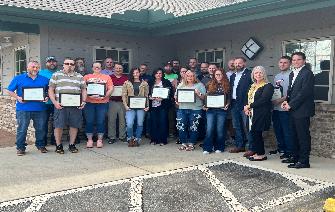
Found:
[1,159,334,212]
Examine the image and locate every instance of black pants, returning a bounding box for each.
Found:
[290,116,311,164]
[251,130,265,155]
[150,107,168,144]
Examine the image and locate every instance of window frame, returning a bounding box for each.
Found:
[195,48,225,68]
[14,45,28,76]
[282,37,334,104]
[93,46,131,73]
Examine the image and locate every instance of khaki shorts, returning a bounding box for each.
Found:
[54,107,83,129]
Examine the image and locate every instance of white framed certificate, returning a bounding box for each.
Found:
[206,95,226,108]
[177,89,195,103]
[111,86,123,97]
[59,93,82,107]
[152,87,170,99]
[128,97,146,109]
[87,83,106,96]
[22,87,45,101]
[271,88,282,101]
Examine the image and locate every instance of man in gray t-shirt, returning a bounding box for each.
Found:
[271,56,293,159]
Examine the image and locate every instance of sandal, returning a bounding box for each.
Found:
[96,140,103,148]
[86,140,93,148]
[178,144,188,151]
[186,145,195,151]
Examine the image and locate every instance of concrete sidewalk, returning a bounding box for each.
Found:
[0,139,334,203]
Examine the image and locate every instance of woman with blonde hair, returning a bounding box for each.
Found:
[244,66,274,161]
[175,70,206,151]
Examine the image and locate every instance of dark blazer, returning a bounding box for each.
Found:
[250,83,274,131]
[230,68,253,110]
[287,66,315,118]
[148,79,173,109]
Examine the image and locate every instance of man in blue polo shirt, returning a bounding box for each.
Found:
[39,56,59,146]
[6,61,49,156]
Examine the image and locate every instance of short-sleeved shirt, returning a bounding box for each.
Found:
[110,74,128,102]
[49,70,86,101]
[164,73,178,82]
[176,82,206,110]
[7,73,49,111]
[39,69,58,104]
[101,69,114,75]
[83,73,113,103]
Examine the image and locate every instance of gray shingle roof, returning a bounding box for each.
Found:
[1,0,249,18]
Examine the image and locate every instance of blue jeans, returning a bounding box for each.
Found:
[150,106,168,144]
[84,102,108,136]
[231,101,248,149]
[16,110,47,150]
[203,109,227,152]
[272,110,293,154]
[176,109,202,144]
[126,109,145,140]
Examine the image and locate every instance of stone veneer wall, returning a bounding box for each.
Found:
[1,96,334,158]
[0,96,35,141]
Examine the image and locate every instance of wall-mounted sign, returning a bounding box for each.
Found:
[241,37,263,60]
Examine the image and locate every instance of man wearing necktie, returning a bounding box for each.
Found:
[281,52,315,169]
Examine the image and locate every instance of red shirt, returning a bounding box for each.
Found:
[110,74,128,101]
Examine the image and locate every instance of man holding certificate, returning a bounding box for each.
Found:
[48,58,87,154]
[107,63,128,144]
[6,61,49,156]
[271,56,293,160]
[83,62,113,148]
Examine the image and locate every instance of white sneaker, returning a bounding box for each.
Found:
[215,150,222,153]
[203,151,210,155]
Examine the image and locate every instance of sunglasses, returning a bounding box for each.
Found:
[64,63,75,66]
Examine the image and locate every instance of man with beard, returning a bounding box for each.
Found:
[6,61,50,156]
[226,58,236,80]
[188,58,201,77]
[49,58,87,154]
[171,59,181,78]
[229,57,252,154]
[74,57,91,76]
[139,63,153,83]
[39,56,59,146]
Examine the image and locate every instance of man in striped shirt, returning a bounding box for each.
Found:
[48,58,87,154]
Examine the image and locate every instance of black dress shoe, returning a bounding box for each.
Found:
[249,156,267,161]
[280,153,290,159]
[287,162,310,169]
[269,149,278,155]
[281,157,297,164]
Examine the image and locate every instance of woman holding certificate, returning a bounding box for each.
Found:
[122,68,149,147]
[175,70,206,151]
[202,68,230,154]
[148,68,173,145]
[83,62,114,148]
[243,66,274,161]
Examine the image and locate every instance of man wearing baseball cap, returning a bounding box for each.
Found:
[39,56,59,146]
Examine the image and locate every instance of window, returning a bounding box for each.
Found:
[283,38,333,103]
[15,47,27,75]
[94,47,130,73]
[196,48,225,68]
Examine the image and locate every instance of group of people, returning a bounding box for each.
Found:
[6,52,314,169]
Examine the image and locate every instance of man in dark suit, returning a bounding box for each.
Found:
[282,52,315,169]
[229,57,253,153]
